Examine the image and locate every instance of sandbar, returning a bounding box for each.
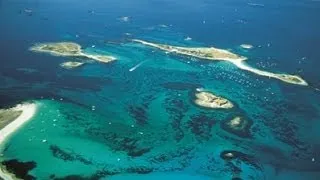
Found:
[0,103,37,180]
[30,42,116,63]
[133,39,308,86]
[60,61,84,69]
[194,91,234,109]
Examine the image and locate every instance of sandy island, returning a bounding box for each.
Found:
[194,91,234,109]
[30,42,116,63]
[132,39,308,86]
[0,103,37,180]
[60,61,84,69]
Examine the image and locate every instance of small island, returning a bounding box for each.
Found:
[60,61,84,69]
[132,39,308,86]
[30,42,116,63]
[194,91,234,109]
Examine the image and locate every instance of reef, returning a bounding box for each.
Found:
[50,145,92,165]
[194,91,234,109]
[187,113,216,141]
[133,39,308,86]
[30,42,116,63]
[60,61,84,69]
[1,159,36,180]
[220,116,253,138]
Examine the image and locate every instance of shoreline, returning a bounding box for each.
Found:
[0,103,37,180]
[132,39,308,86]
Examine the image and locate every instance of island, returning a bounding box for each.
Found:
[194,91,234,109]
[132,39,308,86]
[133,39,246,62]
[30,42,116,63]
[60,61,84,69]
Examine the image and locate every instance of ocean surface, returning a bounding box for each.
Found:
[1,0,320,179]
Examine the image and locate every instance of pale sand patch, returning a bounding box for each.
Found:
[0,103,37,180]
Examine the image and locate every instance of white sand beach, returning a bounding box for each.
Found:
[0,103,37,180]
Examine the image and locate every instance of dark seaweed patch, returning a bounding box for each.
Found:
[187,113,215,141]
[1,159,36,180]
[53,173,102,180]
[149,147,194,170]
[150,147,194,164]
[128,105,148,125]
[164,95,189,142]
[103,133,152,157]
[126,166,153,174]
[127,94,156,126]
[50,145,92,165]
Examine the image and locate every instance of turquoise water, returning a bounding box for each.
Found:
[1,0,320,179]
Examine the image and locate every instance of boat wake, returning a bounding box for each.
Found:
[129,60,149,72]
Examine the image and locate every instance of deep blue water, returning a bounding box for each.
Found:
[0,0,320,179]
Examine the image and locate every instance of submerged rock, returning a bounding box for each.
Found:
[220,150,261,169]
[60,61,84,69]
[221,116,253,138]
